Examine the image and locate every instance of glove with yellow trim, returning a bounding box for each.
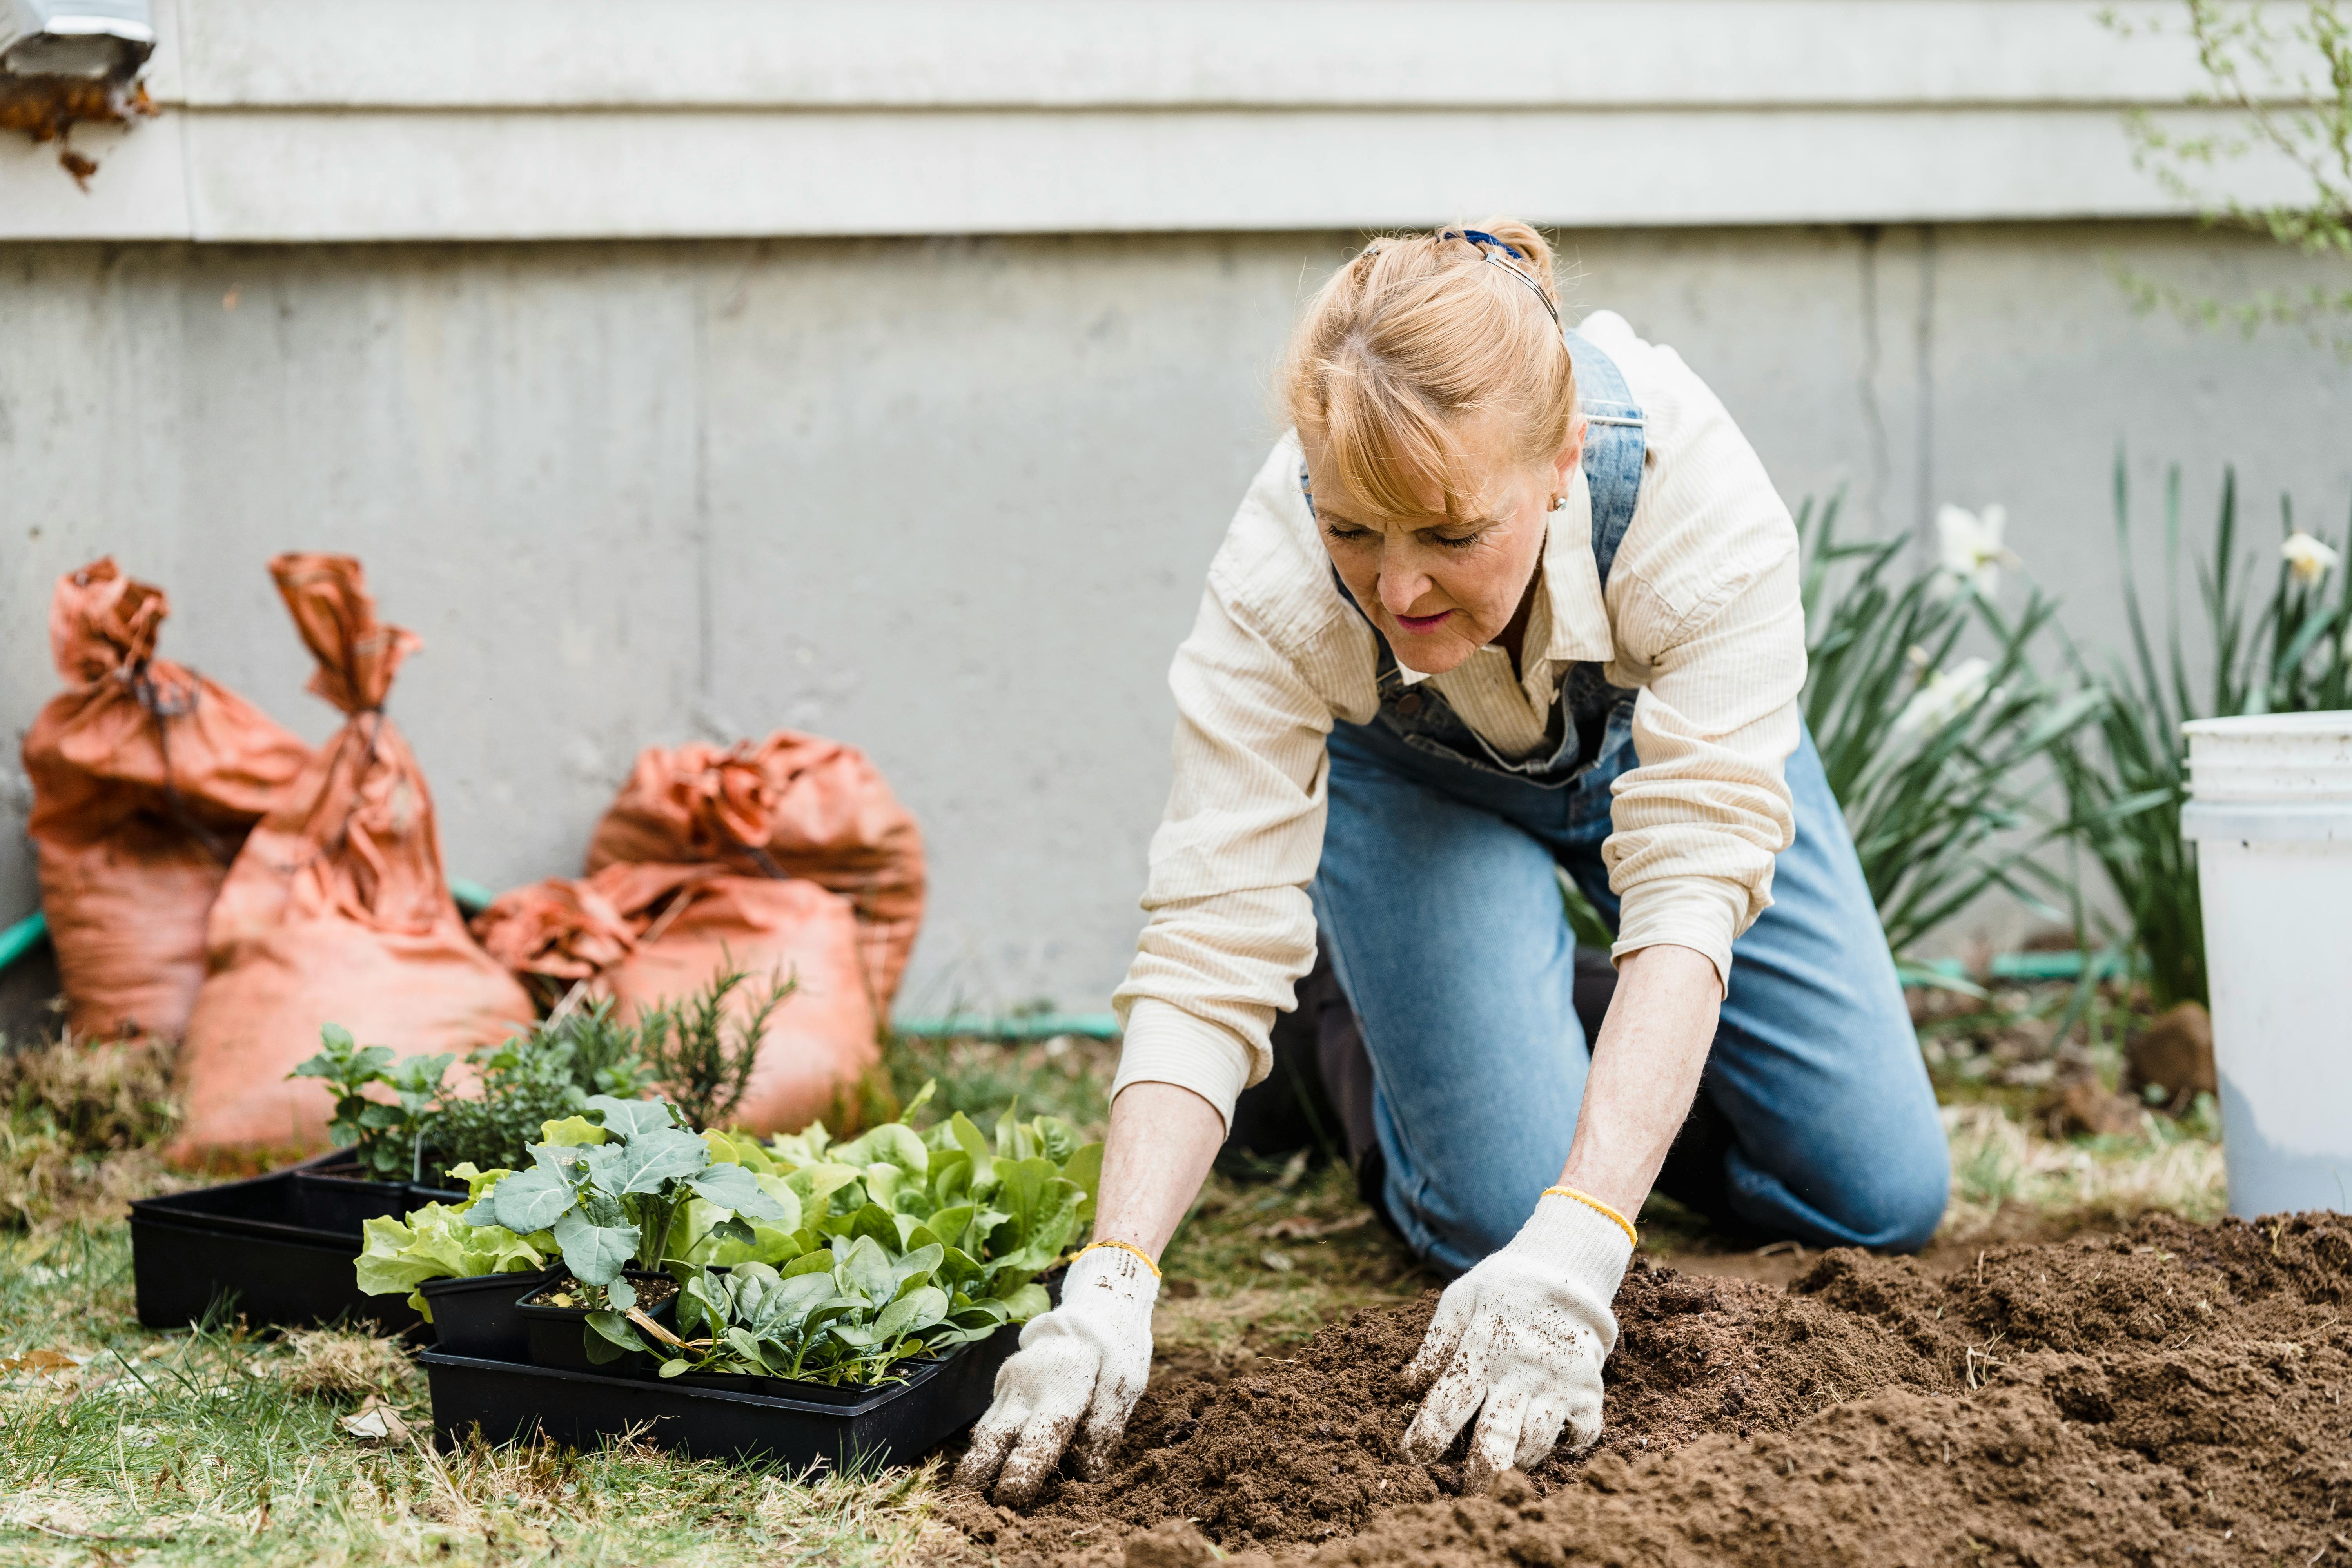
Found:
[953,1243,1158,1505]
[1398,1190,1633,1490]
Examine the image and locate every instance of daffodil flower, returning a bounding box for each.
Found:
[1894,656,1996,735]
[1936,505,2018,598]
[2281,531,2341,586]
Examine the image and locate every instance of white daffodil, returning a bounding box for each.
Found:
[1936,504,2018,597]
[1894,656,1996,736]
[2281,530,2341,586]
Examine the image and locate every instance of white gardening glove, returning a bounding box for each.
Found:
[1399,1189,1634,1491]
[955,1244,1158,1505]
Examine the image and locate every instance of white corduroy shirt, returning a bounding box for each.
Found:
[1110,311,1808,1129]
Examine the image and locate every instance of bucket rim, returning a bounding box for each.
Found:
[2182,711,2352,740]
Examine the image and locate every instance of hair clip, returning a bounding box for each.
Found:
[1438,229,1561,325]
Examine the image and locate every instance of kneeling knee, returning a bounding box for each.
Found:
[1840,1146,1951,1254]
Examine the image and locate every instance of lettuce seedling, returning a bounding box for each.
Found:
[354,1163,554,1319]
[752,1085,1102,1327]
[465,1095,788,1359]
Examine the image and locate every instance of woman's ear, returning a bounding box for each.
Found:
[1552,418,1587,499]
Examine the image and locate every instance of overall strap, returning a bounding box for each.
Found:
[1561,328,1646,591]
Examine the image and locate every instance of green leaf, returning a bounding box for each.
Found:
[682,1161,789,1222]
[724,1327,773,1370]
[1059,1142,1104,1213]
[947,1114,993,1186]
[838,1236,896,1303]
[785,1162,865,1214]
[830,1122,928,1176]
[587,1096,679,1141]
[584,1311,643,1361]
[602,1126,711,1194]
[1031,1116,1082,1163]
[997,1282,1051,1323]
[486,1166,577,1234]
[889,1243,944,1293]
[552,1210,639,1286]
[874,1285,949,1343]
[838,1202,899,1253]
[990,1158,1083,1271]
[780,1250,834,1281]
[539,1116,607,1148]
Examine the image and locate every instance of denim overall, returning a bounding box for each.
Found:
[1297,328,1949,1275]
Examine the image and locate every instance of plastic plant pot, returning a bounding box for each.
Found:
[129,1151,421,1333]
[518,1272,680,1374]
[419,1318,1022,1469]
[288,1147,468,1232]
[419,1267,559,1361]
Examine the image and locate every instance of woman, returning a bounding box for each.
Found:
[957,221,1949,1504]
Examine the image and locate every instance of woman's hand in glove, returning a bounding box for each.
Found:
[953,1244,1159,1505]
[1398,1189,1634,1490]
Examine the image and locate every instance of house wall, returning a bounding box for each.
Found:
[6,222,2348,1014]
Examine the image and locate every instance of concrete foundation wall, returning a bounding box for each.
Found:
[4,223,2349,1015]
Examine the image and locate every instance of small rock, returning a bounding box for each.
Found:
[1124,1519,1218,1567]
[2046,1077,2145,1138]
[2127,1001,2216,1103]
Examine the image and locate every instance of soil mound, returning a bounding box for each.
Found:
[940,1214,2352,1566]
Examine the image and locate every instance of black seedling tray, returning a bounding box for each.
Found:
[419,1318,1021,1469]
[421,1267,559,1361]
[519,1272,679,1374]
[129,1150,467,1334]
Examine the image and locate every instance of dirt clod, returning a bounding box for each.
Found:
[945,1214,2352,1566]
[2126,1000,2217,1104]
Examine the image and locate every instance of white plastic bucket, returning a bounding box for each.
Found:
[2180,711,2352,1217]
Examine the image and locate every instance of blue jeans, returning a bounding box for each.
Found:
[1310,720,1949,1275]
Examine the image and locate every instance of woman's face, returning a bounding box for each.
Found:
[1305,415,1583,675]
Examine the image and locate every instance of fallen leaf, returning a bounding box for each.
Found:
[337,1395,412,1445]
[3,1349,83,1376]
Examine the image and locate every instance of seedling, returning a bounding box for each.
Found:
[651,1237,1012,1387]
[289,1024,453,1182]
[464,1096,788,1361]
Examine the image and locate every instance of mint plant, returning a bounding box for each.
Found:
[289,1024,454,1182]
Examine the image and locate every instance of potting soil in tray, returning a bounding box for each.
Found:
[942,1212,2352,1566]
[418,1317,1022,1468]
[128,1151,463,1333]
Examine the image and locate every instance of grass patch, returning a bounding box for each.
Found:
[0,1008,2227,1564]
[0,1227,952,1567]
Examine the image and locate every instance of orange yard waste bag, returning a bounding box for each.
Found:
[171,555,531,1165]
[470,861,880,1135]
[20,559,310,1042]
[583,731,925,1011]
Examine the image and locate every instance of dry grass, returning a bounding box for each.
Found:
[0,1032,186,1230]
[1939,1098,2227,1240]
[1152,1156,1435,1357]
[276,1328,416,1401]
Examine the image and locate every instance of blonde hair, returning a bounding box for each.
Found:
[1282,219,1575,522]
